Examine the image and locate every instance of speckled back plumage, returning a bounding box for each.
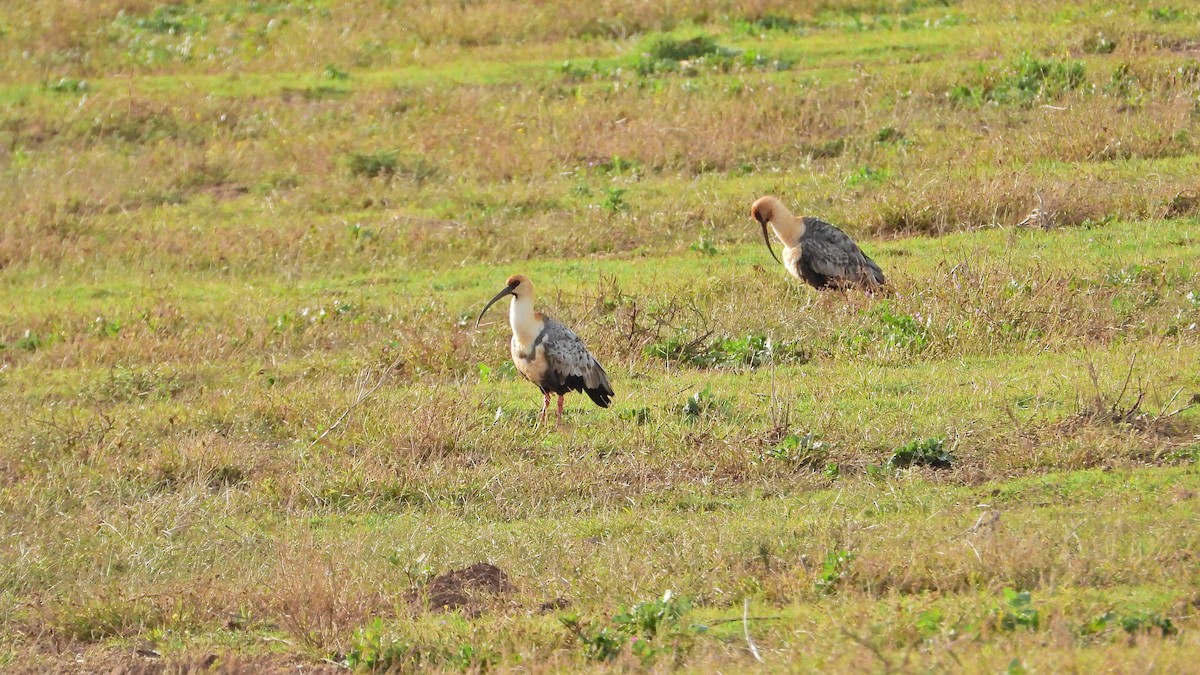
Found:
[796,217,886,289]
[521,317,613,407]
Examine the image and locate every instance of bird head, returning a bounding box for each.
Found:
[476,274,531,327]
[750,195,784,265]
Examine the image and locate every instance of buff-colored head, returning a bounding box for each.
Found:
[750,195,788,226]
[477,274,535,327]
[750,195,793,265]
[504,274,533,299]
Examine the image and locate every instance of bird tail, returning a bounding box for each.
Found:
[586,383,613,408]
[585,363,614,408]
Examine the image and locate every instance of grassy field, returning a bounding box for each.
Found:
[2,0,1200,671]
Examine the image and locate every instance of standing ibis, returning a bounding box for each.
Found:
[750,195,886,290]
[476,274,613,425]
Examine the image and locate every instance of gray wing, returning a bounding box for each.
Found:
[802,217,886,287]
[541,318,614,407]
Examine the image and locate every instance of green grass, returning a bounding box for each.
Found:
[3,0,1200,671]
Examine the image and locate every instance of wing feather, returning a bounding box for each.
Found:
[801,217,886,287]
[540,319,613,407]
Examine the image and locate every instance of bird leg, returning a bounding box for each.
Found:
[539,392,551,425]
[556,394,565,426]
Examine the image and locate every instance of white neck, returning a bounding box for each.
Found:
[508,292,543,346]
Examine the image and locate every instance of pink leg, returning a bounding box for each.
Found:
[539,393,550,425]
[556,394,565,425]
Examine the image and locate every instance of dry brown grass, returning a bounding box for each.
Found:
[3,0,1200,670]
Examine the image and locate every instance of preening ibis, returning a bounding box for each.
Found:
[750,195,886,290]
[476,275,613,425]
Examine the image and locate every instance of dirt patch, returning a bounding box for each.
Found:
[417,563,515,616]
[1,648,332,675]
[537,598,571,613]
[1163,190,1200,219]
[1164,38,1200,56]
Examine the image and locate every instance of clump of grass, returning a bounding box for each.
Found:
[346,150,398,179]
[591,155,639,175]
[1148,6,1190,22]
[174,161,233,191]
[281,85,351,101]
[645,35,727,62]
[323,64,350,81]
[801,137,847,159]
[1081,32,1118,55]
[6,329,47,352]
[951,54,1088,105]
[54,596,164,643]
[112,4,207,35]
[744,14,802,32]
[875,126,905,144]
[635,34,787,75]
[346,152,438,183]
[45,78,88,93]
[85,366,184,403]
[342,618,500,671]
[646,331,810,369]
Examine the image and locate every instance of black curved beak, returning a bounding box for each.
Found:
[475,280,520,328]
[757,215,782,265]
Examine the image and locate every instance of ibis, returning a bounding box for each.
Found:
[476,274,614,425]
[750,195,886,290]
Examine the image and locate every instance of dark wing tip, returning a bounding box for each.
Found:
[586,386,613,408]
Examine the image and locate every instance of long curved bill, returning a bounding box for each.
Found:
[759,220,782,265]
[475,280,519,328]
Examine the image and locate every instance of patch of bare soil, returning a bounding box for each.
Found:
[413,563,515,617]
[4,649,337,675]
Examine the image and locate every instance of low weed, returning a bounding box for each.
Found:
[888,437,953,469]
[765,432,829,467]
[601,187,628,212]
[846,165,890,188]
[682,385,726,421]
[689,236,718,256]
[991,589,1041,632]
[343,619,411,671]
[563,591,703,665]
[814,549,855,594]
[843,303,930,356]
[1080,610,1177,639]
